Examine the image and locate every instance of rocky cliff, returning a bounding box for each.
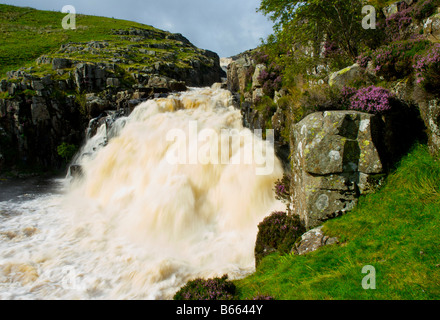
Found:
[0,7,224,173]
[225,0,437,232]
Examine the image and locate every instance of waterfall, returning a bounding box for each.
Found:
[0,86,284,299]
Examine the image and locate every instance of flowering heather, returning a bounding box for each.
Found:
[252,295,275,300]
[412,0,440,21]
[381,6,413,42]
[369,39,430,80]
[252,50,270,65]
[356,52,372,68]
[414,44,440,83]
[173,275,236,300]
[255,211,305,266]
[274,174,290,205]
[348,86,393,113]
[323,41,343,59]
[413,44,440,93]
[257,65,283,96]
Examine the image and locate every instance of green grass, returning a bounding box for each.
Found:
[0,4,157,76]
[235,144,440,300]
[0,4,207,79]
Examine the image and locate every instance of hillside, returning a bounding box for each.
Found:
[0,4,224,174]
[0,4,221,83]
[236,144,440,300]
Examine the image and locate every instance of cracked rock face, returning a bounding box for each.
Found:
[291,111,386,230]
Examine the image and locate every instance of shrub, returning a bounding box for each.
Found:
[254,95,277,126]
[251,294,275,300]
[257,64,283,97]
[274,174,290,208]
[412,0,440,21]
[377,1,440,42]
[356,51,372,69]
[369,39,430,80]
[57,142,78,162]
[322,40,349,71]
[251,49,283,97]
[298,84,347,119]
[380,4,413,42]
[413,44,440,94]
[173,275,236,300]
[254,211,305,267]
[343,85,393,113]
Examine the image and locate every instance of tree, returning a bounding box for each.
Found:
[258,0,373,66]
[57,142,78,163]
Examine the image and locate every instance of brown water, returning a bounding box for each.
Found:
[0,87,284,299]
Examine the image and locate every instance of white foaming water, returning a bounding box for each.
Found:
[0,87,284,300]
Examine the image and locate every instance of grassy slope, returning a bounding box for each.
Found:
[0,4,206,79]
[0,4,153,76]
[236,144,440,300]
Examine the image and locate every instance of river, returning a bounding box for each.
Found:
[0,87,284,300]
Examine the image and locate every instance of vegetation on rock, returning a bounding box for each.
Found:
[173,275,236,301]
[237,144,440,300]
[254,211,305,267]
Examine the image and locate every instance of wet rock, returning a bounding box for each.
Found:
[69,164,83,178]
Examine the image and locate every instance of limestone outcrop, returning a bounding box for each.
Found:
[291,111,387,229]
[0,27,224,172]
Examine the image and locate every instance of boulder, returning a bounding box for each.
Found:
[382,1,414,19]
[106,78,120,87]
[252,64,266,89]
[423,11,440,41]
[74,63,107,92]
[328,63,362,88]
[69,164,83,179]
[52,58,72,70]
[85,94,109,118]
[382,2,400,18]
[227,53,254,93]
[419,99,440,155]
[31,80,45,91]
[293,226,338,255]
[291,111,386,229]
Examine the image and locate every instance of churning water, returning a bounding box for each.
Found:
[0,87,284,299]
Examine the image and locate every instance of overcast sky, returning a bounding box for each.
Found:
[2,0,274,57]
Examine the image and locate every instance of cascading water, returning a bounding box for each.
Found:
[0,87,285,299]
